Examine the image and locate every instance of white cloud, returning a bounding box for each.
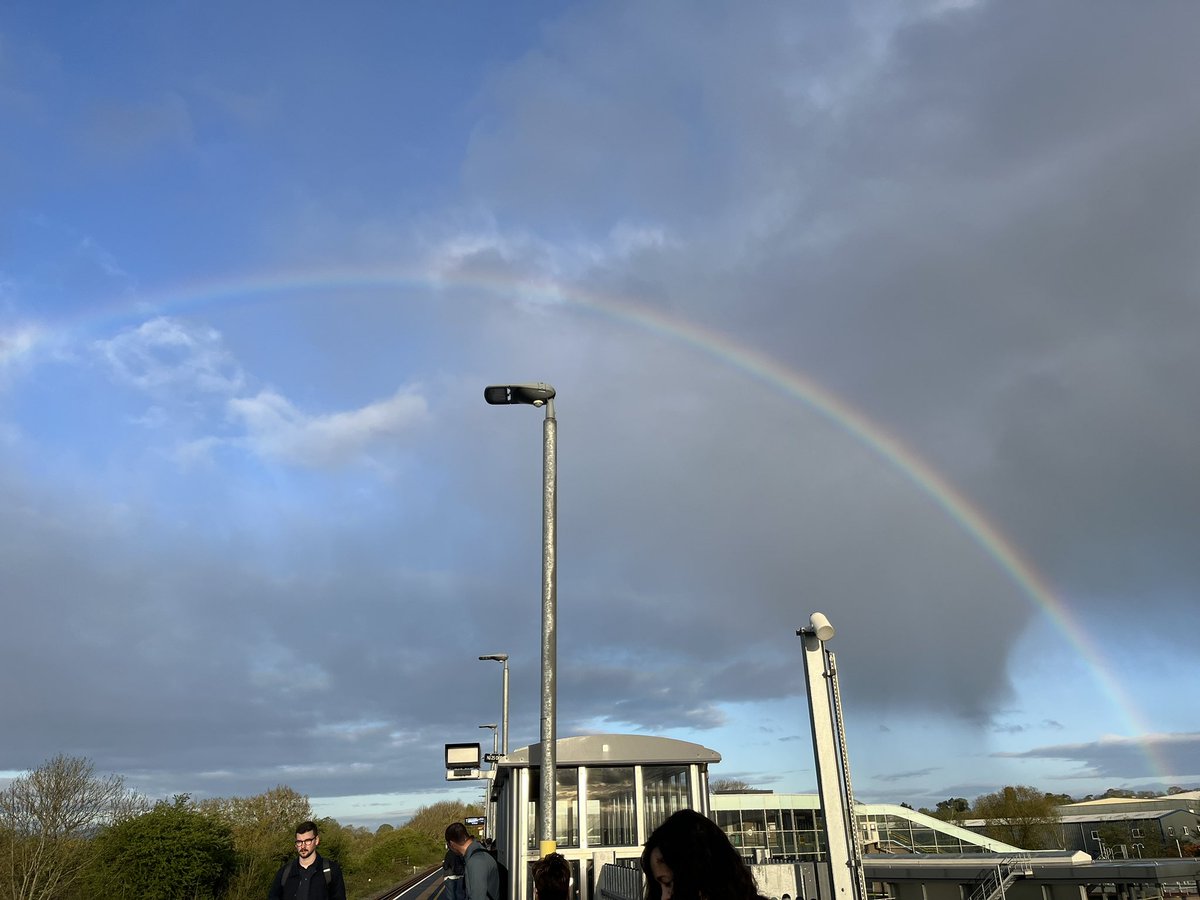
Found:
[0,324,42,374]
[96,316,244,397]
[422,214,678,301]
[94,316,428,470]
[228,385,428,468]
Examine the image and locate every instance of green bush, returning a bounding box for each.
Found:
[86,796,234,900]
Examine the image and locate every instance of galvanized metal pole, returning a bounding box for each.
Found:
[539,398,557,857]
[501,656,510,756]
[483,383,557,859]
[479,724,498,839]
[478,654,510,758]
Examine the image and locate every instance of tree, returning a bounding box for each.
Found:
[1093,823,1167,859]
[85,795,234,899]
[402,801,481,846]
[710,779,753,794]
[198,785,312,900]
[933,798,970,826]
[972,786,1062,850]
[1138,823,1170,858]
[0,755,144,900]
[306,817,355,868]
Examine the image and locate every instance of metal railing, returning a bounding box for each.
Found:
[965,855,1034,900]
[596,862,643,900]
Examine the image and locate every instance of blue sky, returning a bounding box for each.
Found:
[2,1,1199,828]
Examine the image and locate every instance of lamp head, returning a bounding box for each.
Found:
[484,383,556,407]
[478,653,509,662]
[807,612,835,642]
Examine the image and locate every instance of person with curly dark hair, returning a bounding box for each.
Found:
[532,852,572,900]
[640,809,767,900]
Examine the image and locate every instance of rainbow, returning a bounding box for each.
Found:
[23,263,1175,780]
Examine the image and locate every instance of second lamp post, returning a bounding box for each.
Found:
[478,653,510,756]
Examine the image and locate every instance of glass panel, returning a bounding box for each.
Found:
[526,768,581,849]
[738,807,768,849]
[909,827,937,852]
[557,767,580,847]
[642,765,691,834]
[714,809,741,845]
[527,769,538,851]
[587,767,638,847]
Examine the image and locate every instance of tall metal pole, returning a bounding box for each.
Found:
[798,613,863,900]
[501,657,510,756]
[539,396,557,857]
[483,383,558,859]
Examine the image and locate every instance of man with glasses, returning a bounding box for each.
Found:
[268,820,347,900]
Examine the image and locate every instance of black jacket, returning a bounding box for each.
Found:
[445,848,466,876]
[268,852,347,900]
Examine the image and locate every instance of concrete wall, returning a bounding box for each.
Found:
[750,862,824,900]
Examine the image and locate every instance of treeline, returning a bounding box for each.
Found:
[909,784,1200,855]
[0,755,480,900]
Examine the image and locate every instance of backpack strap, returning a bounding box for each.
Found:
[323,862,333,886]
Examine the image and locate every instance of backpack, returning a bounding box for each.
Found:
[486,846,509,900]
[495,859,510,900]
[280,857,334,888]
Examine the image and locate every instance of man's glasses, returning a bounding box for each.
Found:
[295,837,318,846]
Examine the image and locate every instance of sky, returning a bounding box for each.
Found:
[1,1,1198,830]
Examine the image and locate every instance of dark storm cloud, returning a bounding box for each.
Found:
[715,2,1200,604]
[455,0,1200,725]
[875,768,940,784]
[994,734,1200,782]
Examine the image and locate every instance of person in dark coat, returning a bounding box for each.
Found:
[268,820,347,900]
[446,821,500,900]
[444,843,467,900]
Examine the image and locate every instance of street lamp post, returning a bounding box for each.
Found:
[484,382,557,857]
[479,723,499,758]
[478,653,510,756]
[479,723,499,840]
[797,613,865,900]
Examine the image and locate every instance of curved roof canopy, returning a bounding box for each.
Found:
[499,733,721,768]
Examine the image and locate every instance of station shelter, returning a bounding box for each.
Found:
[488,733,720,900]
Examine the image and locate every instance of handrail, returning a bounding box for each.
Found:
[964,855,1035,900]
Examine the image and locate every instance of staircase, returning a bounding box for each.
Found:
[966,856,1034,900]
